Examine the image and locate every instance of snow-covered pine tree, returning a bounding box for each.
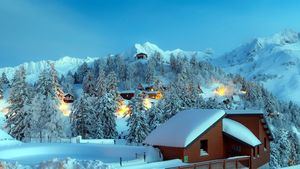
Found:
[96,92,118,139]
[127,91,150,143]
[95,68,106,97]
[70,93,98,139]
[146,101,163,132]
[26,93,44,141]
[6,66,31,140]
[0,80,3,99]
[34,69,65,140]
[82,70,96,96]
[145,59,155,84]
[161,85,183,122]
[106,71,118,94]
[0,72,10,87]
[75,62,89,84]
[261,88,279,115]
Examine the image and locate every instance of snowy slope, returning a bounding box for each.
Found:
[214,30,300,104]
[0,56,98,82]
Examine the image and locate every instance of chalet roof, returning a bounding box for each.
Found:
[223,118,261,147]
[225,109,264,115]
[64,93,73,97]
[226,109,274,141]
[119,90,135,94]
[144,109,225,148]
[136,52,147,55]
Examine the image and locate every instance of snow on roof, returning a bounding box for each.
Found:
[223,118,261,147]
[225,109,264,115]
[119,90,135,94]
[144,109,225,148]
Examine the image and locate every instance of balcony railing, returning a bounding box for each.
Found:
[168,156,250,169]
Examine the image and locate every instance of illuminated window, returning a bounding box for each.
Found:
[200,140,208,156]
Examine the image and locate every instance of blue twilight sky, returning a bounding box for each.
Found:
[1,0,300,67]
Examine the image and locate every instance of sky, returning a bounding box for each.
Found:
[1,0,300,67]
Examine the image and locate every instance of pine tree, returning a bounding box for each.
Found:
[75,62,89,83]
[70,94,97,139]
[127,91,150,143]
[0,80,3,99]
[106,71,118,93]
[95,68,106,97]
[145,59,155,84]
[161,85,183,122]
[147,102,163,132]
[83,70,96,96]
[97,92,118,139]
[0,72,10,87]
[6,67,30,140]
[33,68,65,140]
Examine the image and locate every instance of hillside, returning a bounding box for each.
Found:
[213,30,300,104]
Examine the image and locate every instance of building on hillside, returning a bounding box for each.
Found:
[119,90,135,100]
[146,91,163,100]
[63,93,74,103]
[144,109,273,169]
[135,53,148,60]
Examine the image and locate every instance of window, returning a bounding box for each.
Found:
[264,138,267,151]
[200,140,208,156]
[257,146,260,157]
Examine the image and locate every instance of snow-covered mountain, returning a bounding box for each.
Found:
[214,30,300,104]
[0,56,98,82]
[124,42,213,62]
[0,42,213,83]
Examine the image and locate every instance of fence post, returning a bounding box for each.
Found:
[120,157,122,166]
[144,152,146,162]
[223,160,226,169]
[135,153,138,159]
[235,160,238,169]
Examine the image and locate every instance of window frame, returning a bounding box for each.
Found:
[200,139,208,156]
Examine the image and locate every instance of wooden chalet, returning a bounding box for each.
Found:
[63,93,74,103]
[136,53,148,60]
[146,91,163,100]
[144,109,273,169]
[119,90,135,100]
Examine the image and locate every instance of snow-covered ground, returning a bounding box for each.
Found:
[0,143,161,166]
[281,164,300,169]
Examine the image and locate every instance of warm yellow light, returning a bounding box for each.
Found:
[59,101,70,116]
[214,85,232,97]
[143,98,152,110]
[155,91,163,100]
[116,104,130,117]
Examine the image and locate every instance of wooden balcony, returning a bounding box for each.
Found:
[168,156,251,169]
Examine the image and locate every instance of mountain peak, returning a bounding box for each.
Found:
[134,42,164,55]
[262,29,299,45]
